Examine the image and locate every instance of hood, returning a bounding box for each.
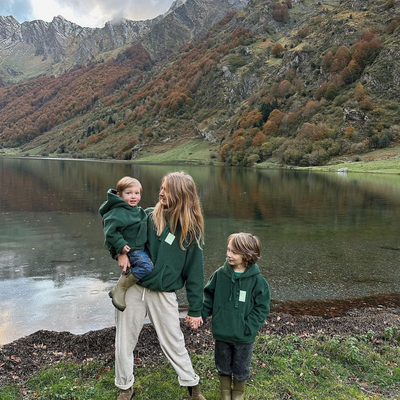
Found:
[221,259,260,280]
[98,188,132,216]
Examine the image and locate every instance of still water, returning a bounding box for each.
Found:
[1,157,399,344]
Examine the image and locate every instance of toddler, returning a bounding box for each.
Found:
[99,176,153,311]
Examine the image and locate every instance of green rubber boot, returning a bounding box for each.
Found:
[232,379,246,400]
[109,269,139,311]
[219,375,232,400]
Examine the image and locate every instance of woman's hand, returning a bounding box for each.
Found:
[117,253,130,273]
[185,315,203,330]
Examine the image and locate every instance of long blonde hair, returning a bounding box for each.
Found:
[152,171,204,249]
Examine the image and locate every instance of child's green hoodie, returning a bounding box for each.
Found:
[202,260,270,344]
[99,189,147,259]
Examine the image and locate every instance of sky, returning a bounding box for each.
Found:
[0,0,174,28]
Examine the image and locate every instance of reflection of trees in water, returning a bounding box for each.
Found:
[2,157,400,227]
[201,168,400,230]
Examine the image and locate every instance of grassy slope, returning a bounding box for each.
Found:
[255,143,400,175]
[2,141,400,174]
[1,333,399,399]
[132,138,220,164]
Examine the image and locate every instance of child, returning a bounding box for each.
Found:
[99,176,153,312]
[201,232,270,400]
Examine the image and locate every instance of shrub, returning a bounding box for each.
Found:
[386,19,399,34]
[360,96,373,111]
[297,27,309,38]
[354,82,367,101]
[331,46,352,72]
[271,43,285,58]
[272,3,289,22]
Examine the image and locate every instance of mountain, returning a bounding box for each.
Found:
[0,0,249,83]
[0,0,399,167]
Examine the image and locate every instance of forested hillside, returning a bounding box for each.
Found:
[0,0,399,166]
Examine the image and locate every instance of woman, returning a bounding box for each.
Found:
[114,171,206,400]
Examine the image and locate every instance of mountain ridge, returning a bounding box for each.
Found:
[0,0,249,83]
[0,0,399,167]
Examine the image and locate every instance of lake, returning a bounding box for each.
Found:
[1,157,399,344]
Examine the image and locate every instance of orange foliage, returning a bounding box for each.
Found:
[238,110,263,129]
[322,52,334,72]
[301,101,319,117]
[297,123,328,141]
[88,135,100,144]
[352,30,382,68]
[360,96,373,110]
[271,43,285,58]
[331,45,351,72]
[0,43,152,145]
[263,120,279,135]
[272,3,289,22]
[345,125,355,137]
[354,82,367,101]
[277,80,292,98]
[297,27,309,38]
[252,131,266,147]
[268,109,285,126]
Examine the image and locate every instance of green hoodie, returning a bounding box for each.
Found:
[99,189,148,259]
[202,260,270,344]
[139,208,205,318]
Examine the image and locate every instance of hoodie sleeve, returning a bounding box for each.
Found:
[244,278,270,337]
[182,241,205,318]
[103,212,129,255]
[201,271,217,321]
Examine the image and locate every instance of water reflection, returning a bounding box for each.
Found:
[0,157,400,344]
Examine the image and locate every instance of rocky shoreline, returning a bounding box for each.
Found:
[1,294,399,387]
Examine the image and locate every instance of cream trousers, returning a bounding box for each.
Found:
[114,284,200,390]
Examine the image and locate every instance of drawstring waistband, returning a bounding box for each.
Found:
[141,287,151,301]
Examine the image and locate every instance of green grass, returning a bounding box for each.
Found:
[134,139,220,165]
[2,332,399,400]
[257,144,400,175]
[298,156,400,175]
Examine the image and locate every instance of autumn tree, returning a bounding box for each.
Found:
[277,80,292,98]
[331,45,351,72]
[271,43,285,58]
[272,3,289,22]
[360,95,373,111]
[252,131,267,147]
[301,101,319,118]
[354,82,367,101]
[345,125,355,137]
[322,51,334,72]
[352,30,382,69]
[297,27,309,38]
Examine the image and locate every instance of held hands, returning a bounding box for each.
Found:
[117,253,130,273]
[185,315,203,330]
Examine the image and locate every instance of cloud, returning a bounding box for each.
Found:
[0,0,174,28]
[52,0,172,26]
[0,0,34,22]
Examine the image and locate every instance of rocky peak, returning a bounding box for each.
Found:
[0,15,21,40]
[0,0,249,82]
